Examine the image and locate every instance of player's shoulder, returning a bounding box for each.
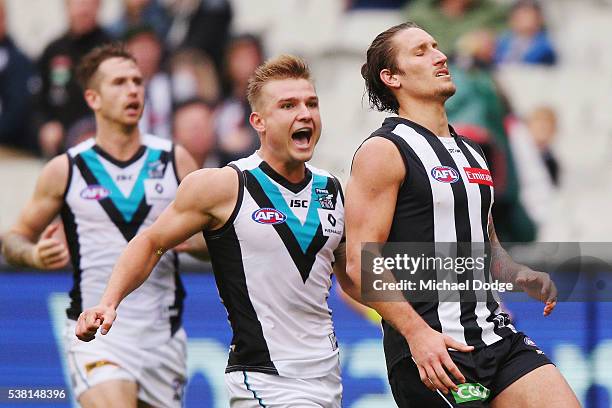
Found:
[38,153,70,198]
[141,134,173,152]
[67,137,96,157]
[229,152,263,171]
[179,166,238,206]
[305,163,335,179]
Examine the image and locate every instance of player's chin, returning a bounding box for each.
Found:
[290,148,315,163]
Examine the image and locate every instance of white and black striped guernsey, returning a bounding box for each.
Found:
[204,152,345,379]
[366,117,517,371]
[62,135,184,348]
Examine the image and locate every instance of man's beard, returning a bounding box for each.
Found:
[437,83,457,101]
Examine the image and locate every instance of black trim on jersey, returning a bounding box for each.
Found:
[63,153,74,200]
[61,203,82,320]
[171,145,181,184]
[331,176,344,205]
[244,170,330,283]
[73,155,153,242]
[205,164,245,239]
[92,144,147,168]
[169,251,185,336]
[422,131,485,348]
[258,161,312,194]
[204,225,278,375]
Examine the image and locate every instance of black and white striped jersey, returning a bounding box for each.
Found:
[62,135,184,348]
[204,152,345,379]
[364,117,516,371]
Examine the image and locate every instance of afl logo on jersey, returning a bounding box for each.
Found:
[252,208,287,225]
[431,166,460,183]
[80,185,110,200]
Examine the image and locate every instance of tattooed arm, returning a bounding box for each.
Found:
[488,215,557,316]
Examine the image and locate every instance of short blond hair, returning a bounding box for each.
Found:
[246,54,311,110]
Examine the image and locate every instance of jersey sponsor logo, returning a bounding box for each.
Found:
[252,208,287,225]
[315,188,335,210]
[464,167,493,186]
[431,166,460,183]
[289,199,308,208]
[116,174,133,181]
[80,185,110,200]
[452,382,491,404]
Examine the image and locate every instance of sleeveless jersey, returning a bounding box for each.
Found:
[62,135,185,348]
[364,117,516,371]
[204,152,345,379]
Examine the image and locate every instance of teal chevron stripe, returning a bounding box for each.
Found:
[80,147,161,222]
[249,167,327,253]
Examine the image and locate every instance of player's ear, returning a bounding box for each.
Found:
[84,88,101,111]
[249,111,265,133]
[380,69,400,89]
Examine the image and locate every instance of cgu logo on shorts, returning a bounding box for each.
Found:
[252,208,287,225]
[80,185,110,200]
[452,382,491,404]
[431,166,460,183]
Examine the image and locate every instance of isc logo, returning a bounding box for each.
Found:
[80,185,110,200]
[431,166,460,183]
[252,208,287,225]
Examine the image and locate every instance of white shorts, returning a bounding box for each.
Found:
[64,320,187,408]
[225,365,342,408]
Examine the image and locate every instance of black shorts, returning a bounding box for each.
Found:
[388,331,552,407]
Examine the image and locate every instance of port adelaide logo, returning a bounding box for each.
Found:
[252,208,287,225]
[431,166,460,183]
[315,188,335,210]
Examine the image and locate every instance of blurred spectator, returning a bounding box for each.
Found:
[526,106,560,185]
[495,0,557,66]
[506,113,556,229]
[215,34,263,166]
[107,0,170,40]
[162,0,232,73]
[0,0,39,154]
[173,98,217,167]
[447,29,536,242]
[35,0,110,157]
[169,48,220,104]
[404,0,508,56]
[125,25,172,139]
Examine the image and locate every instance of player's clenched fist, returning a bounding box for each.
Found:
[75,306,116,342]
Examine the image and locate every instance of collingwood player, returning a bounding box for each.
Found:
[75,55,347,407]
[345,23,581,407]
[2,44,200,407]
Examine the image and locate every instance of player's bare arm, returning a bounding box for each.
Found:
[2,155,69,270]
[345,137,473,394]
[173,144,209,260]
[75,166,238,341]
[488,216,557,316]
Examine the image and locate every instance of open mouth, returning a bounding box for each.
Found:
[125,101,141,114]
[291,128,313,148]
[435,68,450,78]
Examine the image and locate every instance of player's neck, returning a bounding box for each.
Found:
[257,150,306,184]
[94,121,142,161]
[398,100,451,138]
